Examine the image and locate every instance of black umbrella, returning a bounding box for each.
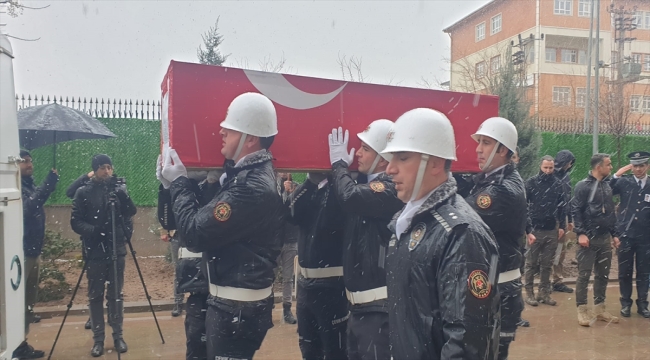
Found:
[18,103,116,167]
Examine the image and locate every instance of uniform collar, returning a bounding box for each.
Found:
[367,171,383,183]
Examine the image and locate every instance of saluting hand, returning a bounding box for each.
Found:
[615,164,633,177]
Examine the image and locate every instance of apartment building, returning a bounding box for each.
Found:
[443,0,650,130]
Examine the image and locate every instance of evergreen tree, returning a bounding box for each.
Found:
[197,17,229,66]
[488,47,541,178]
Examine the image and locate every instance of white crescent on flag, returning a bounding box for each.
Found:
[243,69,347,110]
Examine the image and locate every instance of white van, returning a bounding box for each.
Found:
[0,33,26,360]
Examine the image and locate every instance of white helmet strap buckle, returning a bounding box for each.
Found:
[410,154,430,202]
[233,133,248,162]
[367,154,382,175]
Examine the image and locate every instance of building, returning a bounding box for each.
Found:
[443,0,650,133]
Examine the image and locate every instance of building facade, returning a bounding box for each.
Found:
[444,0,650,132]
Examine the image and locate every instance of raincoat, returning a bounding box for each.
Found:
[571,173,618,238]
[22,171,59,257]
[554,150,575,223]
[525,171,566,233]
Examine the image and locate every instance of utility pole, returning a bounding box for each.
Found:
[593,0,601,155]
[584,0,594,133]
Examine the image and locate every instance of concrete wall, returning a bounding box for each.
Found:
[45,206,168,257]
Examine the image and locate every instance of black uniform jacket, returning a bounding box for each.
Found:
[331,161,403,309]
[466,163,527,274]
[554,150,576,223]
[170,150,282,291]
[525,171,566,233]
[22,172,59,257]
[610,175,650,239]
[288,175,345,289]
[571,173,618,239]
[71,176,137,261]
[386,177,500,360]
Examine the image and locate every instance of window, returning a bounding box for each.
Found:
[546,47,557,62]
[554,0,572,15]
[491,55,501,74]
[553,87,571,106]
[578,50,587,65]
[476,61,486,79]
[491,14,502,35]
[644,55,650,72]
[643,97,650,114]
[578,0,591,17]
[633,11,643,28]
[630,96,641,113]
[645,12,650,30]
[576,88,586,108]
[561,49,577,63]
[632,53,642,64]
[476,22,486,42]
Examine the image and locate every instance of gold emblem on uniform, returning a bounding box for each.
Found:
[369,181,386,193]
[408,223,426,251]
[386,130,395,143]
[213,202,232,222]
[468,270,491,299]
[476,194,492,209]
[635,153,640,157]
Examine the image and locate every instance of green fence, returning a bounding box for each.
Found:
[27,117,649,206]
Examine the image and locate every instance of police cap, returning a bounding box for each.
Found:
[628,151,650,165]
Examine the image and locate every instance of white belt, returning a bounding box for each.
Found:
[498,269,521,284]
[208,284,273,302]
[346,286,387,305]
[178,247,202,259]
[300,266,344,279]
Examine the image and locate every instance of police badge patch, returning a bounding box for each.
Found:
[213,202,232,222]
[369,181,386,193]
[476,194,492,209]
[408,223,426,251]
[468,270,491,299]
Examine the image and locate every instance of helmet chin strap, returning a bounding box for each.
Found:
[410,154,430,202]
[480,141,501,172]
[232,133,248,162]
[367,155,382,175]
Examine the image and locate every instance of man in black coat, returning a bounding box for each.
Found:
[465,117,527,360]
[71,154,137,357]
[14,150,58,360]
[524,155,566,308]
[552,150,576,293]
[161,93,283,360]
[610,151,650,318]
[328,121,404,360]
[571,153,620,326]
[277,172,299,324]
[383,108,500,360]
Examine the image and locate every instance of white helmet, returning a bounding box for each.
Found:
[382,108,456,202]
[381,108,457,160]
[471,117,518,152]
[220,92,278,137]
[357,119,394,161]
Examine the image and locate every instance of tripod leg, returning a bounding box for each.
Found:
[127,240,166,344]
[110,201,123,360]
[47,260,88,360]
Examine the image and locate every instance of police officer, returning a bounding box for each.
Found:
[288,165,348,358]
[71,154,137,357]
[383,108,500,360]
[161,92,283,360]
[328,120,403,359]
[571,153,620,326]
[552,150,576,294]
[610,151,650,318]
[465,117,527,360]
[156,169,219,360]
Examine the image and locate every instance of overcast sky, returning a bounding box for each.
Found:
[3,0,490,102]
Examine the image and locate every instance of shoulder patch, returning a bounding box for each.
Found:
[408,223,426,251]
[432,204,468,233]
[476,194,492,209]
[369,181,386,193]
[468,270,491,299]
[213,202,232,222]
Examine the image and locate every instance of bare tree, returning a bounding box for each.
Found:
[337,54,366,82]
[0,0,49,18]
[258,53,291,73]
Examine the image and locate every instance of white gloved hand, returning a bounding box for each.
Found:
[156,154,172,189]
[207,170,223,184]
[161,147,187,184]
[328,127,355,165]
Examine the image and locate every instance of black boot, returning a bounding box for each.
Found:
[637,300,650,318]
[171,302,182,317]
[90,342,104,357]
[621,305,631,317]
[283,303,297,324]
[13,341,45,359]
[114,338,128,353]
[85,317,92,330]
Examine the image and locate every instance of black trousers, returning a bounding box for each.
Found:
[346,311,389,360]
[297,284,349,360]
[618,237,650,308]
[498,279,524,360]
[87,256,125,343]
[205,296,274,360]
[185,292,208,360]
[576,234,612,306]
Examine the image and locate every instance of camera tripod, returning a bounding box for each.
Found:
[48,196,165,360]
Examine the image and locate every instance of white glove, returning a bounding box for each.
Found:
[161,147,187,184]
[328,127,355,165]
[207,170,222,184]
[156,154,172,189]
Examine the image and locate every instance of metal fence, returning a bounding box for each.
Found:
[15,94,161,120]
[535,117,650,136]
